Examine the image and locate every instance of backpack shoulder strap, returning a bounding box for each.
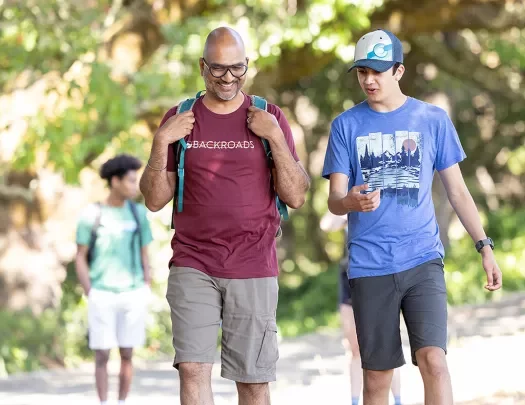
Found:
[176,98,197,114]
[127,200,143,269]
[87,203,102,265]
[127,201,143,287]
[170,91,205,229]
[127,201,142,240]
[250,95,272,165]
[250,95,289,222]
[175,90,205,115]
[251,95,267,110]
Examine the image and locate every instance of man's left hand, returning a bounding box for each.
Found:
[247,106,281,140]
[481,249,502,291]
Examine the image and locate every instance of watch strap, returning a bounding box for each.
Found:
[475,238,494,252]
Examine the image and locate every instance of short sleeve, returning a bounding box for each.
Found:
[322,118,351,179]
[160,106,179,173]
[267,104,300,161]
[138,204,154,247]
[435,112,466,171]
[75,205,98,246]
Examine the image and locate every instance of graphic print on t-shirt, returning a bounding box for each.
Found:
[356,131,423,207]
[186,140,255,149]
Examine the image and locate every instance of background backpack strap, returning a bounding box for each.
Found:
[169,94,202,229]
[127,200,143,252]
[87,202,102,265]
[127,200,143,287]
[250,95,289,221]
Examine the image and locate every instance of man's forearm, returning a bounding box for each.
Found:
[75,257,91,294]
[268,131,310,209]
[448,190,487,243]
[328,193,350,216]
[140,138,173,212]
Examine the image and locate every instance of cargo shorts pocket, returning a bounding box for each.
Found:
[256,321,279,368]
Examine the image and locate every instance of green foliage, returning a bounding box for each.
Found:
[0,2,109,79]
[0,265,89,376]
[277,262,340,337]
[0,262,175,376]
[0,308,66,376]
[3,0,377,182]
[444,208,525,305]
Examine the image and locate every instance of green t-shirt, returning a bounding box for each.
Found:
[76,201,153,292]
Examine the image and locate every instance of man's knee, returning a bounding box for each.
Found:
[236,382,269,398]
[178,362,213,383]
[363,369,393,393]
[95,350,110,367]
[119,348,133,362]
[416,346,449,378]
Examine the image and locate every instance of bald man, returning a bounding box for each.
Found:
[140,27,310,404]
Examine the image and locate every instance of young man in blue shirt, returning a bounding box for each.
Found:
[322,29,502,405]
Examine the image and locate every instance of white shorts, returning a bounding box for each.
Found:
[87,286,149,350]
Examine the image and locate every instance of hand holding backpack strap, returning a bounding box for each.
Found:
[250,95,289,222]
[170,91,204,229]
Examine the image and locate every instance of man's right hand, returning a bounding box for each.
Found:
[343,184,381,212]
[155,111,195,144]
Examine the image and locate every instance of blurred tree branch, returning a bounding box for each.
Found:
[0,185,34,203]
[370,0,525,34]
[409,34,525,104]
[252,0,525,95]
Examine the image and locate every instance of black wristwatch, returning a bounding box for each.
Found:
[475,237,494,253]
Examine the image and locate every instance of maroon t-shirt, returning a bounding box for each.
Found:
[161,93,299,279]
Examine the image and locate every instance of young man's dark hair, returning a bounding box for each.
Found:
[100,154,142,186]
[393,62,401,75]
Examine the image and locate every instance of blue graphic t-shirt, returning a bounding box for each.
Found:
[322,97,466,279]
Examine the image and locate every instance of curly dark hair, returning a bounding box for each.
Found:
[99,154,142,187]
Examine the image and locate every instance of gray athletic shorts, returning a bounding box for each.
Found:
[349,258,448,370]
[166,266,279,383]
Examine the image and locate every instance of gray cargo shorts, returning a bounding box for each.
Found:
[349,258,448,370]
[166,266,279,383]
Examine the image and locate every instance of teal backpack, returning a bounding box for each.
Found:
[170,91,289,236]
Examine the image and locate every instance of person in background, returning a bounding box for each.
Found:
[75,154,154,405]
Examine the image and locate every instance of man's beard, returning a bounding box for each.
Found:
[204,76,239,101]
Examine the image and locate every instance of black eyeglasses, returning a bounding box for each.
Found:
[202,58,248,78]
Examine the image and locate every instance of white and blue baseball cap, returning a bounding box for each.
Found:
[348,29,404,73]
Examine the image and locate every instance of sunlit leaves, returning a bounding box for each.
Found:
[13,61,135,183]
[1,3,106,76]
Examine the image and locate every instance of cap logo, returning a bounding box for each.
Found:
[368,43,392,59]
